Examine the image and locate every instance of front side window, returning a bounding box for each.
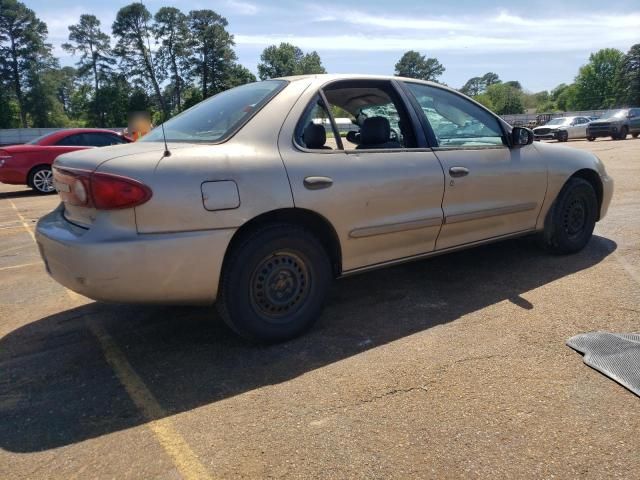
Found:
[404,82,505,148]
[143,80,287,143]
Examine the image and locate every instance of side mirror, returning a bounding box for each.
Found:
[511,126,534,147]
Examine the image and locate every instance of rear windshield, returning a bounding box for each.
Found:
[142,80,287,144]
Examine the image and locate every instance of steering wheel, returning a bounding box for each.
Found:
[389,128,399,142]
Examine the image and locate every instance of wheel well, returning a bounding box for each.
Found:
[224,208,342,276]
[570,169,603,220]
[26,164,51,187]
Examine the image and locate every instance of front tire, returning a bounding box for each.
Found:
[618,127,628,140]
[217,224,332,343]
[28,165,55,194]
[632,133,639,139]
[539,178,598,255]
[587,136,595,142]
[558,131,568,142]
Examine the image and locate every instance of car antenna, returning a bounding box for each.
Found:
[142,0,171,157]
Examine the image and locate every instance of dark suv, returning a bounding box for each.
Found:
[587,108,640,140]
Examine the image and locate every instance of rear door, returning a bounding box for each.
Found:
[402,82,547,250]
[278,79,445,271]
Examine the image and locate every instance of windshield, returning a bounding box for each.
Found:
[600,109,628,119]
[546,118,570,126]
[143,80,287,143]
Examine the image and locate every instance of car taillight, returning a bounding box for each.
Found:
[53,167,152,210]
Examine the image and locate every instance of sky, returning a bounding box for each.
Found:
[25,0,640,92]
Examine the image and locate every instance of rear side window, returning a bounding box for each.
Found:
[85,133,127,147]
[56,134,87,146]
[404,82,505,148]
[142,80,287,144]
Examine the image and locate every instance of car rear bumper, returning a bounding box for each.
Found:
[35,206,235,305]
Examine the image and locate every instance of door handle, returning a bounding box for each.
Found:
[449,166,469,178]
[303,176,333,190]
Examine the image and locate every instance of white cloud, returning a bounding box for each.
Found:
[225,0,259,15]
[236,9,640,55]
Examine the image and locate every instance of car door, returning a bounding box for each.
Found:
[630,109,640,134]
[278,79,445,272]
[573,117,589,138]
[402,82,547,250]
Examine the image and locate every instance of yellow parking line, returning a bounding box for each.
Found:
[8,198,212,479]
[8,199,36,242]
[88,321,212,480]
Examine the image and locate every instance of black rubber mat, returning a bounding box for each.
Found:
[567,332,640,397]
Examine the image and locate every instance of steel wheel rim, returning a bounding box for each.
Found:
[250,251,311,322]
[563,197,587,237]
[33,169,54,193]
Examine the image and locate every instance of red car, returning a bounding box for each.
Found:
[0,128,131,194]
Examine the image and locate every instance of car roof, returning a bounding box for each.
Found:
[276,73,441,87]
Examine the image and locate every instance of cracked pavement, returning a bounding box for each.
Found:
[1,138,639,479]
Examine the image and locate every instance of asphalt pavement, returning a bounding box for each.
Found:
[1,138,638,479]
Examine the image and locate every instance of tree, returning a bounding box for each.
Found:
[153,7,190,112]
[188,9,239,98]
[112,2,168,118]
[394,50,445,82]
[485,83,525,115]
[504,80,522,90]
[460,77,484,96]
[620,43,640,106]
[460,72,502,97]
[63,15,114,94]
[573,48,624,109]
[481,72,500,87]
[0,0,52,126]
[257,42,326,80]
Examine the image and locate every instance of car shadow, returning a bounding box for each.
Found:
[0,189,41,199]
[0,235,616,452]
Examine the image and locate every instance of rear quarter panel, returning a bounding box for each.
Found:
[126,78,313,234]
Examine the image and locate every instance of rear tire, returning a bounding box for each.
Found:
[217,224,332,343]
[632,133,638,139]
[28,165,55,194]
[539,178,598,255]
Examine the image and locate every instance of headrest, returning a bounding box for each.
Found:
[360,117,390,145]
[303,122,327,149]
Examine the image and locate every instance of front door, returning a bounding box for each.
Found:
[402,82,548,250]
[278,80,445,271]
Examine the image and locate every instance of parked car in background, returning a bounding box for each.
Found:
[36,75,613,343]
[532,116,592,142]
[0,128,131,194]
[586,108,640,141]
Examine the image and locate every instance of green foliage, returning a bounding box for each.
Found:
[619,43,640,106]
[460,73,501,97]
[0,0,53,126]
[153,7,190,112]
[112,2,168,117]
[257,42,326,80]
[394,50,445,82]
[573,48,624,109]
[484,83,525,114]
